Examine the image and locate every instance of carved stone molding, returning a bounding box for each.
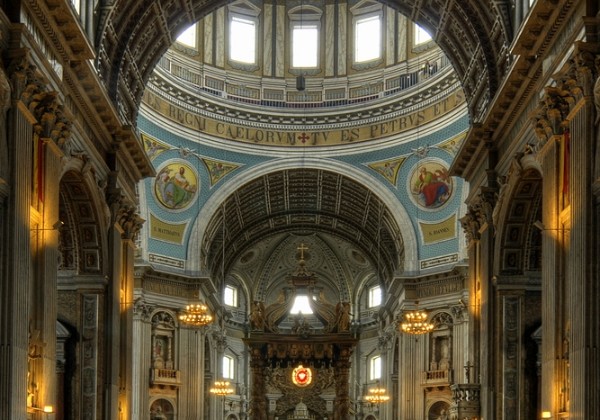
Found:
[114,203,144,241]
[460,200,484,243]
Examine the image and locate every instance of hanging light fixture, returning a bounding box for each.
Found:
[209,380,235,396]
[364,384,390,404]
[179,303,213,327]
[400,302,434,335]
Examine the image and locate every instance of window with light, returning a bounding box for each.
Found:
[290,295,314,315]
[230,15,257,64]
[368,285,382,308]
[223,355,235,379]
[414,23,432,45]
[177,24,197,48]
[224,285,238,307]
[370,355,382,380]
[292,23,319,68]
[355,14,381,62]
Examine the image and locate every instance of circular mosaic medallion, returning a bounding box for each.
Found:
[154,161,199,210]
[409,160,453,210]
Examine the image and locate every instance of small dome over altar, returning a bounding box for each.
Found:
[290,400,313,420]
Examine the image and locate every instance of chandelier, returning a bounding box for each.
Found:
[179,303,213,327]
[400,308,434,335]
[364,386,390,404]
[209,380,235,396]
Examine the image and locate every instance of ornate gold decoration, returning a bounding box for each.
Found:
[291,365,313,387]
[400,308,434,335]
[364,385,390,404]
[178,303,213,327]
[209,380,235,396]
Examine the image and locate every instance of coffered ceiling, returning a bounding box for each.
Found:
[203,168,403,283]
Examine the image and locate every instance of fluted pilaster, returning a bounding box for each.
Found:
[0,100,34,420]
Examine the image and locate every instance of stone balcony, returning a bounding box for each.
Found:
[150,368,181,387]
[422,369,453,387]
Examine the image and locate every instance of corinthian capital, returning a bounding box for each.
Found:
[115,203,144,240]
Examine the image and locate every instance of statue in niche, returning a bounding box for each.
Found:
[335,301,351,332]
[430,336,451,371]
[153,337,165,368]
[250,301,265,330]
[438,338,450,370]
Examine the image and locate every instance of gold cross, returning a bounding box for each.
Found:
[297,243,308,260]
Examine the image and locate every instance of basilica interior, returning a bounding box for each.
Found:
[0,0,599,419]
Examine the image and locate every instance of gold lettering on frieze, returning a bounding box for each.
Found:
[142,90,465,146]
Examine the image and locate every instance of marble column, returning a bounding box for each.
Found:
[33,136,65,415]
[537,132,564,416]
[132,300,153,419]
[568,70,599,419]
[0,48,39,419]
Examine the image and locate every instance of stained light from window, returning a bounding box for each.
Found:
[223,355,235,379]
[292,24,318,68]
[368,285,382,308]
[370,355,382,380]
[230,16,256,64]
[224,285,238,307]
[355,15,381,62]
[414,23,432,45]
[290,295,314,314]
[177,24,197,48]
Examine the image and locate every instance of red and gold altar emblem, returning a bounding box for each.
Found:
[292,365,312,387]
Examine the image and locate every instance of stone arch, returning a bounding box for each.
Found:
[494,167,543,275]
[58,170,107,275]
[427,399,451,419]
[150,397,175,419]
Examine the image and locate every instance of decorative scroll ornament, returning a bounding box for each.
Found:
[209,380,234,396]
[292,365,313,387]
[178,303,213,327]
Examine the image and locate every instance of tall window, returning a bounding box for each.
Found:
[292,23,319,68]
[289,5,322,69]
[223,355,235,379]
[224,285,238,307]
[177,24,197,48]
[354,14,381,62]
[414,23,432,45]
[230,15,257,64]
[368,285,382,308]
[370,355,382,380]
